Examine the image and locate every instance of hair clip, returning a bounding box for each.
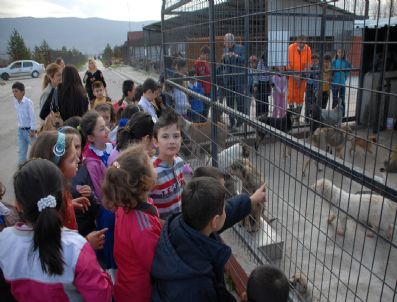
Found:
[119,118,128,127]
[112,161,120,169]
[124,126,131,133]
[53,132,66,164]
[37,195,57,212]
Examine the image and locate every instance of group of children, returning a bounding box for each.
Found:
[248,48,351,124]
[1,69,292,301]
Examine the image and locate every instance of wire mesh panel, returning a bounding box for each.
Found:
[161,0,397,301]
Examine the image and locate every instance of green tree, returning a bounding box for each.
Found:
[32,45,42,63]
[113,45,123,59]
[103,43,113,66]
[7,29,31,60]
[32,40,50,64]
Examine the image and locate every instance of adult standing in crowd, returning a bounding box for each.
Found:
[40,65,88,121]
[288,35,312,116]
[221,33,246,130]
[39,63,62,109]
[83,58,107,105]
[256,51,272,117]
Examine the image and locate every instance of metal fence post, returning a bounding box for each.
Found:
[209,0,218,167]
[161,0,167,80]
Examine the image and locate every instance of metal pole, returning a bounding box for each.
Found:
[161,0,167,79]
[317,1,327,110]
[244,0,249,134]
[209,0,218,167]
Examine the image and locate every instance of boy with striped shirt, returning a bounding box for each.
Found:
[150,110,185,220]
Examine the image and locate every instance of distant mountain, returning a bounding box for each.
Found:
[0,17,156,58]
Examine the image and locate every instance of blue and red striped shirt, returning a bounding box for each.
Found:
[150,156,185,220]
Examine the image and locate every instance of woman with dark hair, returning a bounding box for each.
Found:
[40,65,89,121]
[58,65,89,120]
[114,80,135,113]
[108,111,155,165]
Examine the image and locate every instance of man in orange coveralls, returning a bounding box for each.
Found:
[288,36,312,115]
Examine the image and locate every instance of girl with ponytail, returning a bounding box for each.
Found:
[30,131,107,250]
[39,63,62,109]
[102,144,161,302]
[0,158,112,301]
[108,111,155,165]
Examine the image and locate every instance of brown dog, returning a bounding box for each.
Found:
[185,121,228,157]
[302,127,347,177]
[380,148,397,172]
[38,111,64,134]
[348,134,377,157]
[290,272,320,302]
[228,158,269,232]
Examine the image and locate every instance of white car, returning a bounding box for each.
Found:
[0,60,45,80]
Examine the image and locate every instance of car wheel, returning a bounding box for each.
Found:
[1,73,9,81]
[32,71,39,78]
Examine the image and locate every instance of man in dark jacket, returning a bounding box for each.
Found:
[151,176,267,302]
[221,33,246,130]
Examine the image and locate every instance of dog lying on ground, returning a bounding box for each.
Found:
[310,178,396,240]
[348,134,377,158]
[380,147,397,173]
[290,272,320,302]
[182,119,228,157]
[302,127,348,177]
[255,111,293,158]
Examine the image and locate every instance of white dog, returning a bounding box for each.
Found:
[311,178,396,240]
[216,142,250,170]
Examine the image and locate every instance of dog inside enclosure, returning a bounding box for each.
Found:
[254,111,293,158]
[302,126,349,177]
[227,158,276,232]
[311,99,344,128]
[290,272,320,302]
[380,147,397,173]
[348,133,377,158]
[310,178,396,240]
[182,119,228,158]
[216,142,250,170]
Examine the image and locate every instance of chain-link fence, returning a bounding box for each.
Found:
[161,0,397,301]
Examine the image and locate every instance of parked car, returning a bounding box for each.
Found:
[0,60,45,80]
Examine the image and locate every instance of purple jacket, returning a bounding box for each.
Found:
[82,144,113,204]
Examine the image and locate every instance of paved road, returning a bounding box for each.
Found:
[0,62,156,204]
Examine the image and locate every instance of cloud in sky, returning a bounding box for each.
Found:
[0,0,162,21]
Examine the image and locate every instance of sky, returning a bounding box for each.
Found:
[0,0,162,22]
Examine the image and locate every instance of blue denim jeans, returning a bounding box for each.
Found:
[17,128,33,165]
